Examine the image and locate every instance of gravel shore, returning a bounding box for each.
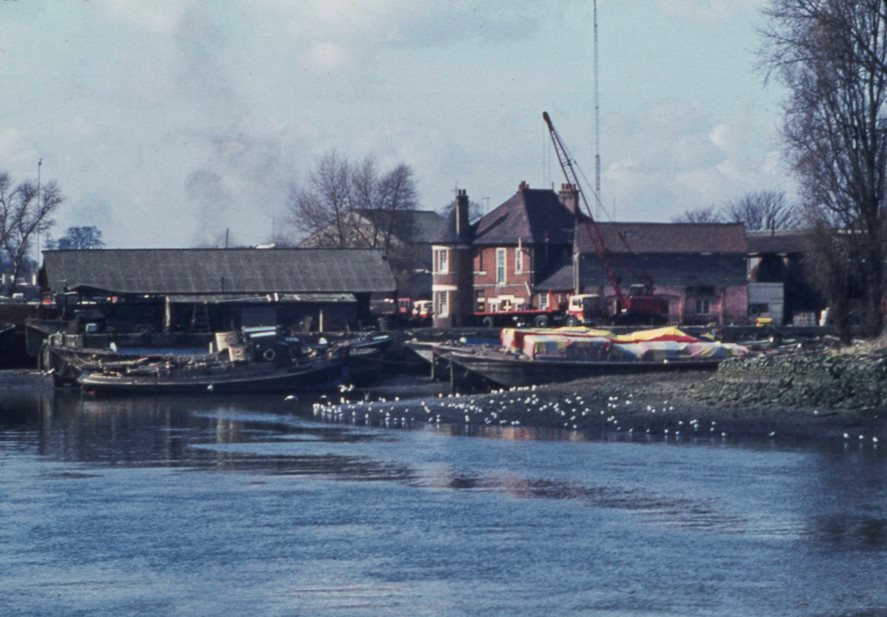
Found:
[314,358,886,445]
[4,354,883,445]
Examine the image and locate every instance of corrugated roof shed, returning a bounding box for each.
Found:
[42,248,396,295]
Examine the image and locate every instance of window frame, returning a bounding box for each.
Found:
[436,290,449,317]
[435,248,449,274]
[496,248,507,284]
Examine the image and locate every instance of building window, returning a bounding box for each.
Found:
[496,248,506,284]
[696,299,711,314]
[515,247,523,273]
[539,293,549,310]
[475,290,485,312]
[437,290,449,317]
[749,303,769,316]
[434,249,449,274]
[474,250,483,272]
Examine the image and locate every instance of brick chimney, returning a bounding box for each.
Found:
[519,180,530,191]
[559,183,580,217]
[455,189,469,238]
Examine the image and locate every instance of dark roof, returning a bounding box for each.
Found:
[299,209,444,248]
[355,209,445,244]
[747,230,811,254]
[473,188,576,246]
[406,210,446,243]
[588,253,748,287]
[42,248,396,295]
[534,263,574,292]
[577,222,747,254]
[535,253,748,291]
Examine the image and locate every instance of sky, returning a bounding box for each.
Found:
[0,0,789,249]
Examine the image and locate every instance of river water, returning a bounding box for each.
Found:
[1,371,885,617]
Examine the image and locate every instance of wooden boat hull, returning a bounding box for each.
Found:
[404,340,437,364]
[446,349,720,388]
[77,356,346,394]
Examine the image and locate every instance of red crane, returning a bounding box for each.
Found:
[543,111,667,324]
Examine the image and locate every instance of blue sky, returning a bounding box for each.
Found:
[1,0,787,248]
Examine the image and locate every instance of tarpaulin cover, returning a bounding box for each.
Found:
[503,326,748,362]
[612,327,699,343]
[687,342,749,359]
[631,341,691,362]
[522,334,612,361]
[501,327,613,351]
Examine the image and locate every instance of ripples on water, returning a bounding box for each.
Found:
[0,372,885,617]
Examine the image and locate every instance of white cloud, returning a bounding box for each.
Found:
[99,0,197,34]
[0,129,36,172]
[709,122,733,151]
[597,97,789,221]
[655,0,763,24]
[301,42,355,73]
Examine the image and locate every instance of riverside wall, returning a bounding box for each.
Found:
[707,351,887,415]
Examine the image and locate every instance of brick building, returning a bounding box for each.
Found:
[432,182,750,327]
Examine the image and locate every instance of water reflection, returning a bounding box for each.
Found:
[2,372,887,617]
[1,372,886,545]
[813,516,886,549]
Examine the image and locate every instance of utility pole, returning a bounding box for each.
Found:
[593,0,602,219]
[36,159,42,271]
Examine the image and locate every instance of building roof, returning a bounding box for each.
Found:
[354,209,444,244]
[301,209,444,248]
[42,248,396,295]
[472,187,576,246]
[403,210,446,243]
[577,222,748,254]
[535,253,748,292]
[746,230,811,254]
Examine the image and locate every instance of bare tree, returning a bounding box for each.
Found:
[288,151,352,247]
[0,170,64,296]
[376,163,419,255]
[671,205,724,224]
[723,190,800,230]
[55,226,105,250]
[762,0,887,338]
[287,151,419,254]
[802,220,855,340]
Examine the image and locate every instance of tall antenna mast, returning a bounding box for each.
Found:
[593,0,601,219]
[36,159,42,266]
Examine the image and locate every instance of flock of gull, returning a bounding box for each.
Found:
[290,382,879,446]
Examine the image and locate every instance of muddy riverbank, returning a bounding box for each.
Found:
[315,345,887,443]
[5,341,885,444]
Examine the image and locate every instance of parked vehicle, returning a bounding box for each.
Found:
[411,300,433,325]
